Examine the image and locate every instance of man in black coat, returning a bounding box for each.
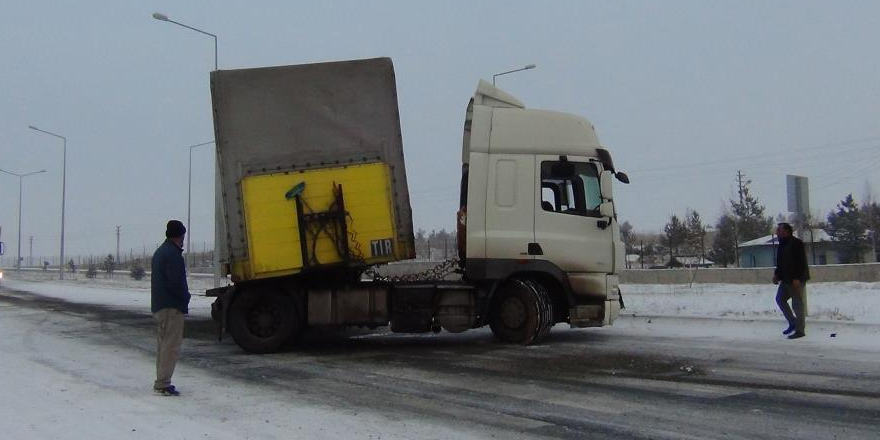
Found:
[151,220,191,396]
[773,222,810,339]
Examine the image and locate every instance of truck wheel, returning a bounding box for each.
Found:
[489,278,554,344]
[228,291,298,354]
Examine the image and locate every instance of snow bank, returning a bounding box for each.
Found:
[622,282,880,325]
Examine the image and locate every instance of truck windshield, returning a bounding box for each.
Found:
[540,161,602,217]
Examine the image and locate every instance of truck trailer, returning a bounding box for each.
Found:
[207,57,629,353]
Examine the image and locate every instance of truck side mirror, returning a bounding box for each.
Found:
[599,201,614,218]
[599,170,613,200]
[615,172,630,184]
[597,201,615,230]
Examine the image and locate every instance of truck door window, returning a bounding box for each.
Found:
[540,161,601,217]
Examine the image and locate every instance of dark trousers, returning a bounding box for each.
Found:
[776,282,806,333]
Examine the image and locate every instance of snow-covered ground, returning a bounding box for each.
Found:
[622,282,880,325]
[0,277,499,440]
[1,275,878,439]
[1,277,216,318]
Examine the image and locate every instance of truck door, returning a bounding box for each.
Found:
[534,156,613,273]
[485,154,536,260]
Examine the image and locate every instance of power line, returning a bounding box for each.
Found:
[631,136,880,175]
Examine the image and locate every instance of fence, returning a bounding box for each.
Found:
[0,248,215,273]
[621,263,880,284]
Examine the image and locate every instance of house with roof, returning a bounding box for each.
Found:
[662,255,714,268]
[737,228,875,267]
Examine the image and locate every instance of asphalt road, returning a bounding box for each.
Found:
[1,286,878,440]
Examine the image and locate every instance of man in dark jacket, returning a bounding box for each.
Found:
[151,220,191,396]
[773,222,810,339]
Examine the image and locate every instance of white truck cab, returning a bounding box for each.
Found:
[459,80,629,331]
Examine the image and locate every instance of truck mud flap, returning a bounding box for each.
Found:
[209,286,236,342]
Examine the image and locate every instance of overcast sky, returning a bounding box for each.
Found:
[1,0,879,262]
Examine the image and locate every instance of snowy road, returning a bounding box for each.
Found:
[1,279,879,439]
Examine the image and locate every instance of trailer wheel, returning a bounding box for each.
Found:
[229,290,298,354]
[489,278,554,344]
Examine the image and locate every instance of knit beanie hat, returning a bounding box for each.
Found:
[166,220,186,238]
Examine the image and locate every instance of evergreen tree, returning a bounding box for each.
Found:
[709,214,738,266]
[661,214,688,262]
[731,176,773,242]
[130,261,146,280]
[685,210,705,257]
[824,194,868,263]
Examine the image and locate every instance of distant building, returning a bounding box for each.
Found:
[676,256,714,268]
[737,228,875,267]
[663,255,714,268]
[625,254,642,269]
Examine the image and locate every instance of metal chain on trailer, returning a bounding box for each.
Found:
[340,210,461,283]
[364,257,460,283]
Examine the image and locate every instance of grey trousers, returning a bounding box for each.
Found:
[776,282,806,333]
[154,308,184,389]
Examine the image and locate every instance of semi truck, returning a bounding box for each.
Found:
[207,57,629,353]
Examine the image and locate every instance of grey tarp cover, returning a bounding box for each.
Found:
[210,57,414,263]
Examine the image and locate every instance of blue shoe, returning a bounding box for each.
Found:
[782,325,795,335]
[154,385,180,396]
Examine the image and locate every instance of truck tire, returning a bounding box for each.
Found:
[489,278,554,344]
[228,290,299,354]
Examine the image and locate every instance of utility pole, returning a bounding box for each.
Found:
[733,170,751,267]
[736,170,746,207]
[116,226,121,265]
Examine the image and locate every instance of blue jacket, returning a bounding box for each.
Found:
[151,239,191,314]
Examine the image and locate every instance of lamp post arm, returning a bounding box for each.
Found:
[492,64,536,86]
[164,19,218,70]
[165,18,216,39]
[29,126,67,142]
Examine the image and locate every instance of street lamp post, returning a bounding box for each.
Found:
[152,11,224,288]
[28,125,67,280]
[152,12,218,71]
[493,64,537,86]
[187,140,214,267]
[0,169,46,271]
